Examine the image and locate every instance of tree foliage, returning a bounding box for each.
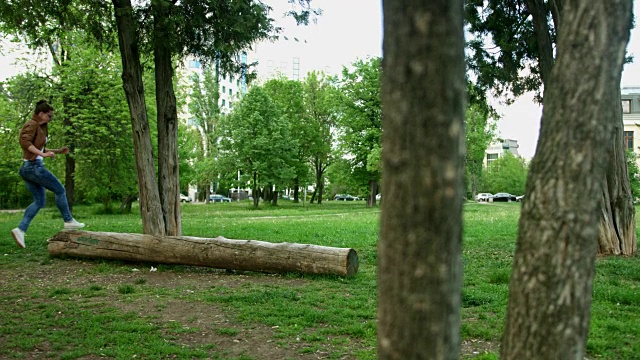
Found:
[465,0,545,101]
[337,57,382,205]
[626,151,640,201]
[187,65,222,202]
[0,74,51,209]
[52,33,138,212]
[301,71,338,203]
[262,77,309,200]
[482,153,528,195]
[465,84,498,199]
[217,86,295,207]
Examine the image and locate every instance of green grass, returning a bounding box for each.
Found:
[1,200,639,359]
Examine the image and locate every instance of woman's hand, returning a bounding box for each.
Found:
[42,151,55,158]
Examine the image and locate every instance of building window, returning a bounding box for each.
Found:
[624,131,634,151]
[486,153,499,167]
[222,85,226,93]
[229,88,232,96]
[229,102,233,109]
[221,99,226,107]
[188,59,200,69]
[622,100,631,113]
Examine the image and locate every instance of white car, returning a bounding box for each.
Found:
[476,193,493,202]
[179,194,192,203]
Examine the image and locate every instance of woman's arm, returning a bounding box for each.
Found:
[50,146,70,155]
[27,144,55,158]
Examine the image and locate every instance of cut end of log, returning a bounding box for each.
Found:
[346,249,359,277]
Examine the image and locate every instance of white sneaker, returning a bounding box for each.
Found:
[11,228,25,248]
[64,218,85,230]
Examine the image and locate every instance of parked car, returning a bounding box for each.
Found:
[334,194,357,201]
[516,195,525,202]
[492,192,517,202]
[476,193,493,202]
[210,194,232,203]
[375,193,382,201]
[179,194,192,203]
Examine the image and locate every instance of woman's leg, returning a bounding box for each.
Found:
[17,179,46,232]
[37,166,74,222]
[20,160,74,223]
[18,162,47,232]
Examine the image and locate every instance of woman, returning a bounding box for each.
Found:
[11,100,85,248]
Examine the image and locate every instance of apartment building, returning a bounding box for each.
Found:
[622,87,640,166]
[181,55,247,119]
[484,138,520,167]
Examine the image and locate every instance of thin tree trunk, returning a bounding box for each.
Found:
[317,180,324,204]
[310,188,317,203]
[293,177,299,202]
[501,1,632,358]
[112,0,165,236]
[313,158,326,204]
[378,0,465,359]
[525,0,555,90]
[152,0,181,236]
[252,171,259,208]
[367,177,377,206]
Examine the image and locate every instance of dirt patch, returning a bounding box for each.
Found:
[1,256,497,359]
[1,257,364,359]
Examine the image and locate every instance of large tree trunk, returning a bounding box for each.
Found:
[528,0,636,257]
[112,0,166,236]
[152,0,181,236]
[501,1,632,358]
[378,0,465,359]
[598,95,637,255]
[48,230,358,277]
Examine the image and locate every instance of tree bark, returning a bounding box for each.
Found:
[501,1,632,358]
[47,230,358,277]
[598,89,637,255]
[525,0,555,90]
[153,0,181,236]
[527,0,636,257]
[367,177,377,207]
[293,177,299,202]
[313,156,327,204]
[378,0,465,359]
[63,111,75,211]
[112,0,166,236]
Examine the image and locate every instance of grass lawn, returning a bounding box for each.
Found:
[0,200,638,359]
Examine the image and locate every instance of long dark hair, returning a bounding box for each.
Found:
[34,100,54,114]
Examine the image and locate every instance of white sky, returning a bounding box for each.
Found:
[3,0,640,160]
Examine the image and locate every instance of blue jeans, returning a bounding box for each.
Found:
[18,159,73,232]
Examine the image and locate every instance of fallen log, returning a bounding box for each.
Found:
[47,230,358,277]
